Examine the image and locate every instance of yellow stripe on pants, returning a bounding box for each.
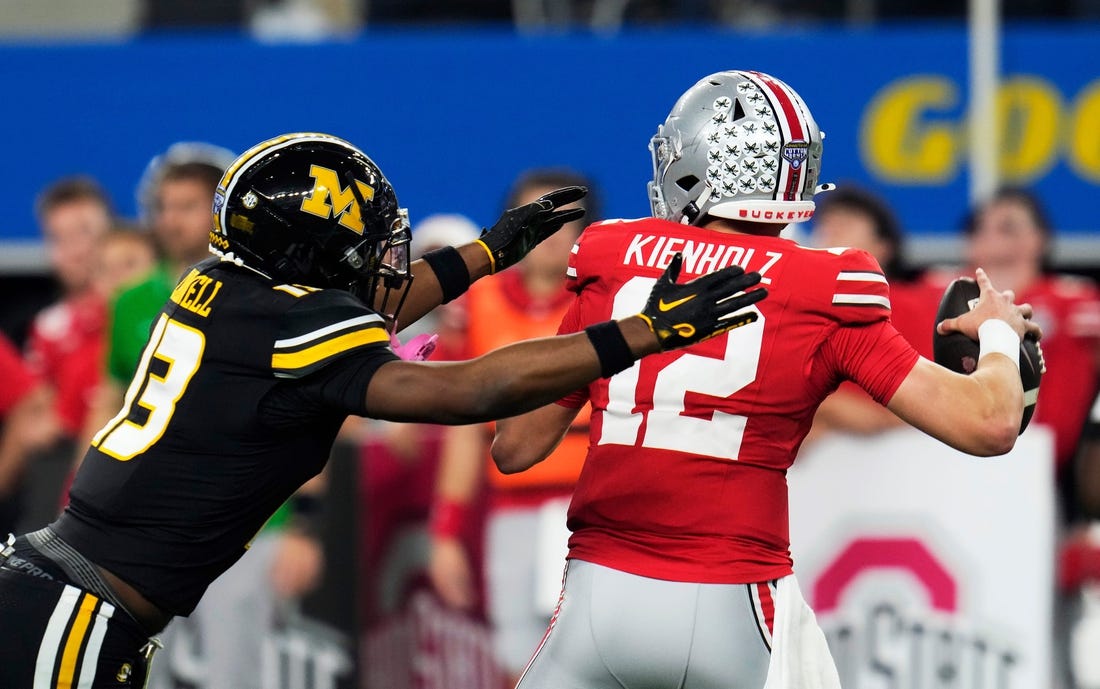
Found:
[56,593,98,689]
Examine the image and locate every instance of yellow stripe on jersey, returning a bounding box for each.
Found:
[273,285,310,298]
[56,592,98,689]
[272,284,322,298]
[271,327,388,372]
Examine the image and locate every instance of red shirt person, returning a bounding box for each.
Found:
[952,188,1100,476]
[0,333,58,530]
[490,71,1039,689]
[25,178,114,438]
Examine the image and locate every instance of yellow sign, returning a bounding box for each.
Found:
[861,75,1100,184]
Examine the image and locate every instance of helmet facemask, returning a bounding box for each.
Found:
[354,209,413,332]
[648,129,678,222]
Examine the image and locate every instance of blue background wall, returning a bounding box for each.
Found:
[1,26,1098,244]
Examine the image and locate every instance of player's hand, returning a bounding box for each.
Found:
[936,268,1040,341]
[639,253,767,350]
[477,186,587,273]
[428,536,477,611]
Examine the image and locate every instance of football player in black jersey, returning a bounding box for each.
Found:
[0,132,768,688]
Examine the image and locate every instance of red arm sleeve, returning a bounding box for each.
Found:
[554,296,590,409]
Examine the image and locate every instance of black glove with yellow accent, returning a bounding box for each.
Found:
[476,186,587,273]
[639,253,767,350]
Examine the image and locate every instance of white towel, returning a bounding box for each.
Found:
[762,575,842,689]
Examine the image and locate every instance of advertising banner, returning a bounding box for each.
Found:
[1,27,1098,268]
[789,426,1056,689]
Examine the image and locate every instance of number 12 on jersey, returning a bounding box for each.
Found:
[92,315,205,461]
[599,276,764,460]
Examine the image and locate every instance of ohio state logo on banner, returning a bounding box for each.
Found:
[810,536,1021,689]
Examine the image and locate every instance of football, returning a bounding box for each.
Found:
[932,277,1044,434]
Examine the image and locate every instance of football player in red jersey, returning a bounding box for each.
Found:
[491,71,1041,689]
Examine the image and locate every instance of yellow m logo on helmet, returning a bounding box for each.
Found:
[300,164,376,234]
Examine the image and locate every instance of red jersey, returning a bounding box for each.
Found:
[0,334,37,415]
[557,218,919,584]
[25,293,107,436]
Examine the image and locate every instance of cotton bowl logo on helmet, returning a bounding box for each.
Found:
[781,140,809,169]
[648,70,830,225]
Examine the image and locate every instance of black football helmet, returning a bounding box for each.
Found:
[211,132,412,326]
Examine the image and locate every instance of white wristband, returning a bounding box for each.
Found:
[978,319,1020,370]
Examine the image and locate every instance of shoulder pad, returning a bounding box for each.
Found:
[272,289,390,379]
[821,247,892,326]
[565,219,648,290]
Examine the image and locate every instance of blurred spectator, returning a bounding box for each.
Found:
[359,213,504,689]
[1062,389,1100,689]
[804,185,939,442]
[948,187,1100,689]
[811,185,905,279]
[951,188,1100,508]
[0,333,58,533]
[427,168,597,686]
[93,143,233,400]
[20,177,117,531]
[93,226,157,299]
[26,177,113,441]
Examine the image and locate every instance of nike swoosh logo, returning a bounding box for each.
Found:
[658,295,695,311]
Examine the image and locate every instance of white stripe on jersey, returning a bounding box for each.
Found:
[566,266,577,278]
[833,294,891,308]
[837,271,887,283]
[75,601,115,689]
[34,585,82,689]
[274,314,384,349]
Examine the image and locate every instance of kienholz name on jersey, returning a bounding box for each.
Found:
[624,234,782,284]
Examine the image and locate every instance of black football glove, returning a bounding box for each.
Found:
[477,186,587,273]
[639,253,767,351]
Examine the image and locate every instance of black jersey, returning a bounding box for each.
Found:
[52,257,398,616]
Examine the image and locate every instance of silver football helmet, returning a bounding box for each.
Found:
[649,70,829,225]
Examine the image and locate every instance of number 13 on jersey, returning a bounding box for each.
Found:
[92,315,205,461]
[599,276,764,460]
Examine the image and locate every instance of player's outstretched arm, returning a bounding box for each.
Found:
[366,254,766,425]
[492,403,581,475]
[887,269,1041,456]
[394,187,587,330]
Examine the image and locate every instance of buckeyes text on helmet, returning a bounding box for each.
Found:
[648,70,830,226]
